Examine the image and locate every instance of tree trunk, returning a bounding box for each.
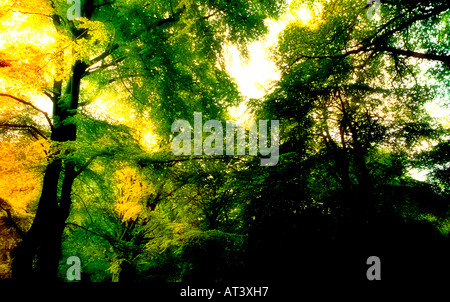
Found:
[347,121,375,223]
[12,159,62,280]
[12,61,86,281]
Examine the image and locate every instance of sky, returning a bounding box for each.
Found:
[225,5,313,121]
[224,20,285,100]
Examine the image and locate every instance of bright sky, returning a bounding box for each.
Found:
[226,5,313,121]
[224,20,285,100]
[223,22,282,124]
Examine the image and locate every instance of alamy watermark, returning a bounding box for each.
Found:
[171,112,279,166]
[67,0,81,21]
[66,255,81,281]
[366,256,381,280]
[366,0,381,20]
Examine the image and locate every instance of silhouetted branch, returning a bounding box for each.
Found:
[0,94,53,129]
[0,198,26,238]
[0,123,48,140]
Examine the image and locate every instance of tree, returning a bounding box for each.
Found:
[284,0,450,67]
[240,0,450,281]
[0,140,48,277]
[264,0,449,220]
[0,0,287,280]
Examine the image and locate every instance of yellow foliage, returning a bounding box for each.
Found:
[0,0,52,15]
[442,116,450,129]
[0,0,112,116]
[73,18,110,62]
[0,1,73,94]
[114,166,151,222]
[115,201,142,222]
[0,138,47,278]
[107,257,125,282]
[0,139,48,213]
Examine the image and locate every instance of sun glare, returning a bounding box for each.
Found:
[294,6,312,25]
[225,3,316,123]
[228,102,251,124]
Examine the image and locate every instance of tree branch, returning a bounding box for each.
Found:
[155,5,186,26]
[0,94,53,129]
[381,46,450,65]
[66,222,113,243]
[365,3,450,47]
[88,44,120,67]
[290,3,450,67]
[86,56,125,76]
[0,123,48,140]
[72,153,102,179]
[0,198,26,238]
[202,10,221,20]
[138,156,249,167]
[289,48,366,67]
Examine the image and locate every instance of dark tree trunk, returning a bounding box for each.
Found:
[12,0,96,280]
[12,159,62,280]
[347,120,375,224]
[12,61,86,281]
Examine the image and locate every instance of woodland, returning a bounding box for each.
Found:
[0,0,449,284]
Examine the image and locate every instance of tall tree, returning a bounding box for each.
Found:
[2,0,286,280]
[241,0,450,281]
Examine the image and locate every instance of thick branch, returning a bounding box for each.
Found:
[367,3,450,47]
[381,47,450,65]
[290,48,366,66]
[155,5,186,26]
[138,156,249,167]
[73,153,102,178]
[86,55,125,76]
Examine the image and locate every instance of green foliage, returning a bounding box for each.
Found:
[2,0,450,283]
